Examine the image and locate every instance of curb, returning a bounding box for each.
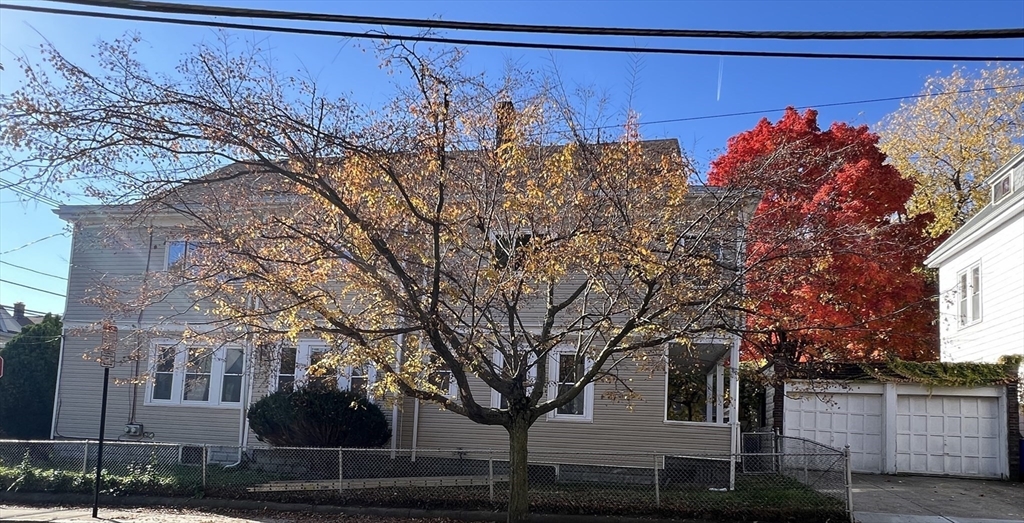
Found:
[0,492,700,523]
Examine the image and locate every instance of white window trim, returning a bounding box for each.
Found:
[144,339,246,408]
[489,350,539,409]
[957,262,983,328]
[272,339,378,396]
[164,239,198,272]
[661,342,732,426]
[992,173,1013,203]
[545,347,594,422]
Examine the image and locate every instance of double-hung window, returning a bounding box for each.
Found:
[276,345,298,391]
[166,240,200,272]
[274,340,377,396]
[146,342,246,407]
[151,346,176,401]
[183,348,213,402]
[957,263,982,327]
[220,348,245,403]
[546,348,593,421]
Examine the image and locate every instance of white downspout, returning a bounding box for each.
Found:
[225,348,251,468]
[391,334,404,459]
[411,399,420,462]
[49,333,67,439]
[729,336,741,491]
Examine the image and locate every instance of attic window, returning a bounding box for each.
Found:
[992,175,1012,203]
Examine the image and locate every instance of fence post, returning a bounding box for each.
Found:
[338,448,344,490]
[201,446,207,490]
[488,450,494,502]
[774,428,780,473]
[803,440,809,485]
[844,445,854,523]
[653,454,661,508]
[82,441,89,475]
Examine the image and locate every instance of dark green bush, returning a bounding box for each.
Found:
[247,382,391,448]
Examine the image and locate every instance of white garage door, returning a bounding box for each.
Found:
[784,392,883,473]
[896,395,1002,478]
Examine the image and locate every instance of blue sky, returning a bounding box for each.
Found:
[1,0,1022,316]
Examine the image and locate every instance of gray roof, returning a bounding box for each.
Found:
[0,306,24,334]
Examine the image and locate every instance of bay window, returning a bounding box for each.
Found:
[146,341,246,407]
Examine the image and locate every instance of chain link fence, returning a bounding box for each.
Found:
[0,435,851,521]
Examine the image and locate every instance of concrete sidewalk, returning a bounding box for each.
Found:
[852,474,1024,523]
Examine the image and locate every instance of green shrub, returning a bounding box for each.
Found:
[247,382,391,448]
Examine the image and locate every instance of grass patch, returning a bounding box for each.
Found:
[1,452,846,523]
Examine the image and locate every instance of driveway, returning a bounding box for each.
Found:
[853,474,1024,523]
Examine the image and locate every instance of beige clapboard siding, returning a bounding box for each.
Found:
[65,226,215,326]
[54,332,243,447]
[400,356,732,461]
[61,217,734,452]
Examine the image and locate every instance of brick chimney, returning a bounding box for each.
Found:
[495,100,515,150]
[13,302,25,321]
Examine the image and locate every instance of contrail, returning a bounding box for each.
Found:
[717,57,724,101]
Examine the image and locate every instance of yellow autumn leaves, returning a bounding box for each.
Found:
[879,65,1024,237]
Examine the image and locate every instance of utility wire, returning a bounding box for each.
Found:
[56,0,1024,41]
[0,177,64,207]
[0,232,69,256]
[2,3,1020,62]
[0,261,67,280]
[623,83,1024,130]
[0,304,57,316]
[0,278,67,297]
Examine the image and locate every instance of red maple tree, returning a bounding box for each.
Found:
[709,108,938,364]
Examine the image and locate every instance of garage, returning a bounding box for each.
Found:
[895,394,1003,477]
[784,388,884,473]
[780,382,1009,479]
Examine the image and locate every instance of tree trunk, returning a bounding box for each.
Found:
[506,414,531,523]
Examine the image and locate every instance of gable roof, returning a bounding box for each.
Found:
[925,148,1024,268]
[0,306,25,334]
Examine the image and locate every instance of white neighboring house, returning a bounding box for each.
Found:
[924,149,1024,364]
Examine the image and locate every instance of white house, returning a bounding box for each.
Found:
[924,149,1024,364]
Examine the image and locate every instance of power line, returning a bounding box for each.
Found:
[0,232,69,256]
[626,84,1024,129]
[0,278,67,297]
[0,177,64,207]
[0,261,67,280]
[0,304,57,316]
[57,0,1024,41]
[2,3,1020,62]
